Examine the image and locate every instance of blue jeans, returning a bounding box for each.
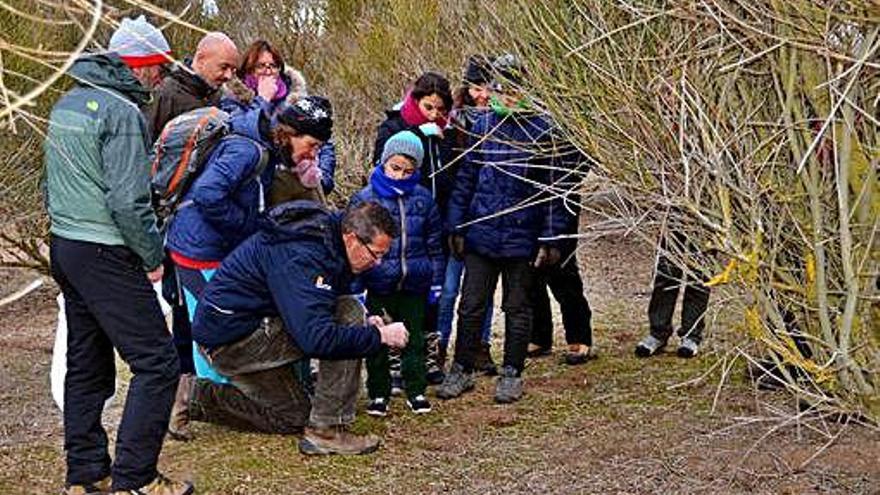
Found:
[437,256,493,349]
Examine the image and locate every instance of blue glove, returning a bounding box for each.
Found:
[427,285,442,305]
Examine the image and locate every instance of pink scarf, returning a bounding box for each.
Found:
[399,91,448,129]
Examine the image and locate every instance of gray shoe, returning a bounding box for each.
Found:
[435,362,474,400]
[494,366,523,404]
[635,334,667,357]
[677,337,700,358]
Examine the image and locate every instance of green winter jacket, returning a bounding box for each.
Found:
[44,53,164,270]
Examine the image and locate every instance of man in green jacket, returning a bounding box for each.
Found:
[45,15,192,495]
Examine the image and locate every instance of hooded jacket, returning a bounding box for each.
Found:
[225,68,337,200]
[44,53,164,270]
[143,62,221,141]
[165,106,279,262]
[446,110,576,259]
[192,201,383,358]
[350,168,445,295]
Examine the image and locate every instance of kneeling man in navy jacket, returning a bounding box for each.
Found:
[187,200,406,455]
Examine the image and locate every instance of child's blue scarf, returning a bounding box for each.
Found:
[370,164,421,199]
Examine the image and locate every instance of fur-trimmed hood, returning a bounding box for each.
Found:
[222,67,308,107]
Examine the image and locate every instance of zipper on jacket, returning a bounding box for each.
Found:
[428,142,437,198]
[397,196,408,291]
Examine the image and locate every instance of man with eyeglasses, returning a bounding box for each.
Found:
[183,200,409,455]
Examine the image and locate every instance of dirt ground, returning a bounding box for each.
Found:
[1,224,878,494]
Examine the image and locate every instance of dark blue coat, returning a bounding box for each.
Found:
[192,201,382,359]
[166,107,278,262]
[446,111,575,259]
[350,179,445,295]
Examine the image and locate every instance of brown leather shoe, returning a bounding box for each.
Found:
[526,343,552,358]
[112,474,193,495]
[298,426,380,455]
[565,344,592,365]
[62,476,111,495]
[168,374,194,442]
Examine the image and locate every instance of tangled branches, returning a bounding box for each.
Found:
[479,0,879,420]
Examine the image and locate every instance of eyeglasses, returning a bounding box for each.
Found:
[357,236,382,264]
[255,62,280,72]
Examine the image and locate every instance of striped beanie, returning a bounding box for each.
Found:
[108,15,172,68]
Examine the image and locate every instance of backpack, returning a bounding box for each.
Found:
[149,106,269,230]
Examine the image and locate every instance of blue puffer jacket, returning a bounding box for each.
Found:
[350,167,445,295]
[446,110,573,259]
[192,201,382,359]
[166,107,278,262]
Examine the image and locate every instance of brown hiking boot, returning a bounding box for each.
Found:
[112,474,193,495]
[298,426,380,455]
[526,343,552,358]
[62,476,111,495]
[168,374,194,441]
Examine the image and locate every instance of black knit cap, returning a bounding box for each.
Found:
[276,96,333,142]
[463,54,491,85]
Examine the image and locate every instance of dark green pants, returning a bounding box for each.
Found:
[366,292,427,399]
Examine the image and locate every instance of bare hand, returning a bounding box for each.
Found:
[367,315,385,328]
[147,265,164,283]
[378,322,409,349]
[449,234,465,260]
[257,75,277,101]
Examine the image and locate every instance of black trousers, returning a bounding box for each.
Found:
[50,236,179,491]
[647,237,710,344]
[532,248,593,348]
[453,252,536,373]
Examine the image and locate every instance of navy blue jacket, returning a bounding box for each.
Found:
[446,111,575,259]
[166,107,278,262]
[350,176,444,295]
[192,201,383,358]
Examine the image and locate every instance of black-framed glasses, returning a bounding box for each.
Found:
[357,235,381,263]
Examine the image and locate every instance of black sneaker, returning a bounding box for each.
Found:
[494,365,523,404]
[366,397,388,417]
[406,394,432,414]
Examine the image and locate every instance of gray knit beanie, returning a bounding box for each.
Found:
[381,131,424,168]
[108,15,172,68]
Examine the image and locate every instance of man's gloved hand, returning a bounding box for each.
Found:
[448,234,465,260]
[377,322,409,349]
[418,122,443,138]
[533,245,561,268]
[427,285,442,306]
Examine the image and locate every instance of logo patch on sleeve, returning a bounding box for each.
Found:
[314,275,333,291]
